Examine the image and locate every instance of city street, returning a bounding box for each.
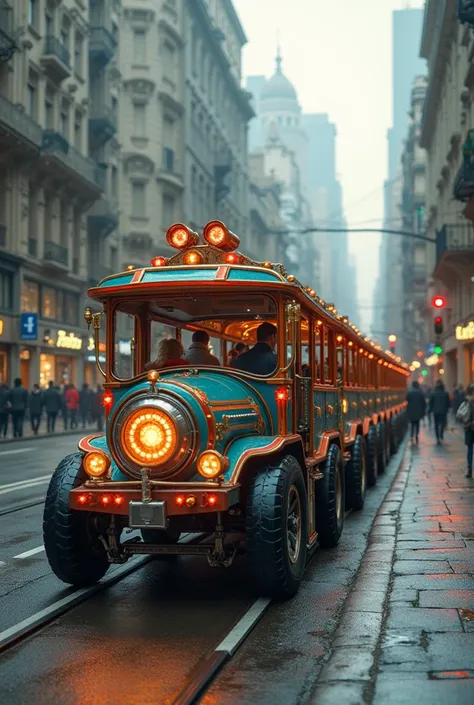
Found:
[0,428,472,704]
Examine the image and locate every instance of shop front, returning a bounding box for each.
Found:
[38,326,87,389]
[0,315,16,385]
[453,319,474,387]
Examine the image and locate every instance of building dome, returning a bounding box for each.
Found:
[261,50,298,102]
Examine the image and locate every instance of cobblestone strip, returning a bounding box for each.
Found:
[308,438,411,705]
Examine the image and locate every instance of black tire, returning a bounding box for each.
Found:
[316,444,345,547]
[43,453,110,586]
[376,422,386,474]
[366,425,378,487]
[345,435,367,511]
[390,415,399,454]
[246,455,307,599]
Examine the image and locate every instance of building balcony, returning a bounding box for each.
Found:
[88,103,117,148]
[87,197,119,237]
[157,147,184,190]
[0,224,6,248]
[40,130,104,196]
[89,27,116,69]
[434,223,474,279]
[43,241,69,271]
[28,237,37,258]
[453,159,474,202]
[41,36,71,82]
[0,1,16,62]
[458,0,474,26]
[88,264,113,288]
[0,92,42,150]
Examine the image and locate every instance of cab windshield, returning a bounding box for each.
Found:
[112,291,279,380]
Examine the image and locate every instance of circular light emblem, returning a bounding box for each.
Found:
[197,450,228,479]
[84,451,110,478]
[122,408,177,466]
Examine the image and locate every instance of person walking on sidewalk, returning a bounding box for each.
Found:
[43,381,61,433]
[0,380,10,438]
[455,384,474,478]
[406,380,426,444]
[10,378,28,438]
[79,383,91,428]
[429,379,451,444]
[64,384,80,429]
[29,383,43,435]
[452,384,465,424]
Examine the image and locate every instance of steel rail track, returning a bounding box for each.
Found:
[0,500,45,518]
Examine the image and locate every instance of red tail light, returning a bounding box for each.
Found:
[101,495,111,506]
[276,387,289,403]
[207,494,218,506]
[78,494,88,504]
[225,252,241,264]
[175,495,185,506]
[113,495,124,506]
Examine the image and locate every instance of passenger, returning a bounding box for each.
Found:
[231,322,278,376]
[184,330,220,366]
[234,342,249,357]
[228,349,238,363]
[145,338,186,370]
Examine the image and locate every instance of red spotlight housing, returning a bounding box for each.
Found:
[151,256,167,267]
[166,223,199,250]
[203,220,240,251]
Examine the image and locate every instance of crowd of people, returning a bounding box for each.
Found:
[406,379,473,478]
[0,379,107,439]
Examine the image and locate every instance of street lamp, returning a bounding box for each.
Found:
[412,361,421,369]
[388,335,397,343]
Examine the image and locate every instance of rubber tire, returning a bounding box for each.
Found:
[316,444,345,548]
[385,419,392,458]
[246,455,308,599]
[390,415,399,454]
[376,422,386,474]
[43,453,110,586]
[345,435,367,511]
[366,425,378,487]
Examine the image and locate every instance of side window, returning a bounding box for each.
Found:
[114,310,136,379]
[315,320,323,383]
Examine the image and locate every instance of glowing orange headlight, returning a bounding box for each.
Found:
[83,451,111,478]
[197,450,228,479]
[184,250,204,265]
[166,223,199,250]
[203,220,240,252]
[121,407,177,467]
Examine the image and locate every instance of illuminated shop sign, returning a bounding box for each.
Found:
[425,354,439,367]
[88,337,106,353]
[456,322,474,341]
[87,354,105,363]
[0,319,3,336]
[56,330,83,350]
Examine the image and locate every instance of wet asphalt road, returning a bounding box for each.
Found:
[0,435,407,704]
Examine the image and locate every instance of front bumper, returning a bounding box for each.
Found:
[69,482,241,516]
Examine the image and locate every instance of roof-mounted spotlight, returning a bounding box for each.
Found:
[203,220,240,251]
[166,223,199,250]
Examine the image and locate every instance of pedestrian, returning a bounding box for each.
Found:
[452,384,465,424]
[79,383,91,428]
[0,379,10,438]
[60,385,69,430]
[406,380,426,444]
[425,386,433,428]
[10,378,28,438]
[29,383,43,435]
[43,381,61,433]
[64,383,80,429]
[429,379,451,444]
[456,384,474,478]
[91,385,105,432]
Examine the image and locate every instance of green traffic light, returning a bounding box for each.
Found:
[434,345,442,355]
[421,370,428,377]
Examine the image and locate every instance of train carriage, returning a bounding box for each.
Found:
[43,221,409,599]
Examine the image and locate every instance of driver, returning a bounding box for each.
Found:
[231,323,277,375]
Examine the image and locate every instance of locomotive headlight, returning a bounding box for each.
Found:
[197,450,228,479]
[122,408,178,466]
[84,451,111,478]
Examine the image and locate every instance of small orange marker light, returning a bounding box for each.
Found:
[151,256,167,267]
[184,250,204,265]
[336,335,343,343]
[101,495,111,505]
[78,494,88,504]
[207,494,218,506]
[175,495,185,506]
[225,252,241,264]
[114,495,124,506]
[126,265,134,271]
[276,387,289,403]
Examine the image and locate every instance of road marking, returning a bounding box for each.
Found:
[14,546,45,559]
[0,447,37,456]
[215,598,271,655]
[0,475,51,491]
[0,562,5,568]
[0,479,50,496]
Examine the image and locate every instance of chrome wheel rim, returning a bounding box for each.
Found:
[287,485,302,564]
[336,462,343,522]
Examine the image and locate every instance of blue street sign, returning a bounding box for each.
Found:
[20,313,38,341]
[426,343,435,355]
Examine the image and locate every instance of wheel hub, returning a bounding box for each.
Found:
[287,485,302,565]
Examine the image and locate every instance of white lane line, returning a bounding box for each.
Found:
[14,546,45,559]
[0,479,50,496]
[0,475,51,491]
[0,562,5,568]
[0,448,37,456]
[215,597,271,656]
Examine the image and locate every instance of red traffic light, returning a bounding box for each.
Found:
[432,296,445,308]
[434,316,442,325]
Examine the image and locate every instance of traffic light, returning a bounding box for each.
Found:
[432,296,445,308]
[434,345,443,355]
[434,316,443,335]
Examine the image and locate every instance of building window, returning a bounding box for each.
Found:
[131,182,146,218]
[111,166,118,199]
[64,292,78,325]
[45,98,54,130]
[163,194,175,227]
[45,13,53,36]
[0,270,13,312]
[42,287,59,319]
[133,30,146,65]
[60,18,70,52]
[74,111,82,149]
[27,80,37,120]
[60,102,69,139]
[163,41,175,82]
[74,32,84,75]
[29,0,37,27]
[133,103,146,137]
[21,280,39,313]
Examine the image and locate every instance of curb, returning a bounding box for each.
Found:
[0,429,95,446]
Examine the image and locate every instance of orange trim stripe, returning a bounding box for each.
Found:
[131,269,145,284]
[215,266,229,280]
[78,434,104,453]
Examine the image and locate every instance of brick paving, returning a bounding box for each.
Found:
[310,425,474,705]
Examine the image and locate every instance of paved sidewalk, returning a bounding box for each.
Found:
[310,425,474,705]
[0,422,101,444]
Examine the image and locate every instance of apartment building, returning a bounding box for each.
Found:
[0,0,120,389]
